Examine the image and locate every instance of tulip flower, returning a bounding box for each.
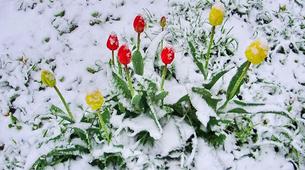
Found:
[245,40,269,65]
[85,90,105,111]
[133,15,145,51]
[205,2,225,79]
[160,46,175,90]
[209,2,225,27]
[41,70,74,121]
[106,33,119,67]
[86,90,110,143]
[160,16,167,31]
[118,44,134,96]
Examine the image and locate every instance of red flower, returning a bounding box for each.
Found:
[106,33,119,51]
[133,15,145,33]
[161,47,175,65]
[118,44,132,65]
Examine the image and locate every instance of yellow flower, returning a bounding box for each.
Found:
[160,16,167,29]
[245,40,269,65]
[86,90,105,111]
[41,70,56,87]
[209,2,225,26]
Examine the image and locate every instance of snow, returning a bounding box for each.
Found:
[1,0,305,169]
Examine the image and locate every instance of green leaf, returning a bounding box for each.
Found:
[131,93,145,112]
[233,100,265,106]
[203,117,227,148]
[228,107,249,114]
[112,72,132,99]
[71,127,91,148]
[153,91,168,103]
[54,10,65,17]
[204,69,229,90]
[188,41,205,76]
[226,61,251,101]
[90,152,126,169]
[50,105,74,123]
[132,50,144,75]
[192,87,221,111]
[102,109,110,124]
[171,95,204,137]
[135,131,155,146]
[31,145,89,170]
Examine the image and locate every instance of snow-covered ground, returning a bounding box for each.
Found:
[0,0,305,169]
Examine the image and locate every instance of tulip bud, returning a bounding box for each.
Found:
[106,33,119,51]
[161,46,175,65]
[41,70,56,87]
[160,16,167,29]
[86,90,105,111]
[245,40,269,65]
[118,44,132,65]
[209,2,225,26]
[133,15,145,33]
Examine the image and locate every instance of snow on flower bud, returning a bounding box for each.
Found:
[160,16,167,29]
[41,70,56,87]
[161,46,175,65]
[106,33,119,51]
[245,40,269,65]
[133,15,145,33]
[86,90,104,111]
[118,44,132,65]
[209,2,225,26]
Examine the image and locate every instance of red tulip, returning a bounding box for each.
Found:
[106,33,119,51]
[118,44,132,65]
[161,47,175,65]
[133,15,145,33]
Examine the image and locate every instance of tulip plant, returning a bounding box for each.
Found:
[85,90,111,143]
[29,7,305,169]
[41,70,75,122]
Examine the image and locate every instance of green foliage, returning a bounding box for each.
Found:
[135,130,155,146]
[90,152,126,169]
[192,87,221,111]
[132,50,144,75]
[188,41,206,77]
[112,72,132,99]
[202,117,227,148]
[50,105,74,123]
[204,69,229,90]
[226,61,251,101]
[31,145,90,170]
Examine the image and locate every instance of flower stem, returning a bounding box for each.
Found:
[54,85,75,121]
[111,50,115,67]
[160,64,167,91]
[97,109,111,143]
[125,65,135,96]
[137,32,141,51]
[205,26,216,79]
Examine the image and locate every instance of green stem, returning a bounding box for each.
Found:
[125,65,135,96]
[96,109,111,143]
[111,50,115,67]
[160,28,164,50]
[205,26,216,79]
[160,64,167,91]
[54,86,75,121]
[137,32,141,51]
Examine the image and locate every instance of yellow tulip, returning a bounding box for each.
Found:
[245,40,269,65]
[86,90,105,111]
[41,70,56,87]
[209,2,225,26]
